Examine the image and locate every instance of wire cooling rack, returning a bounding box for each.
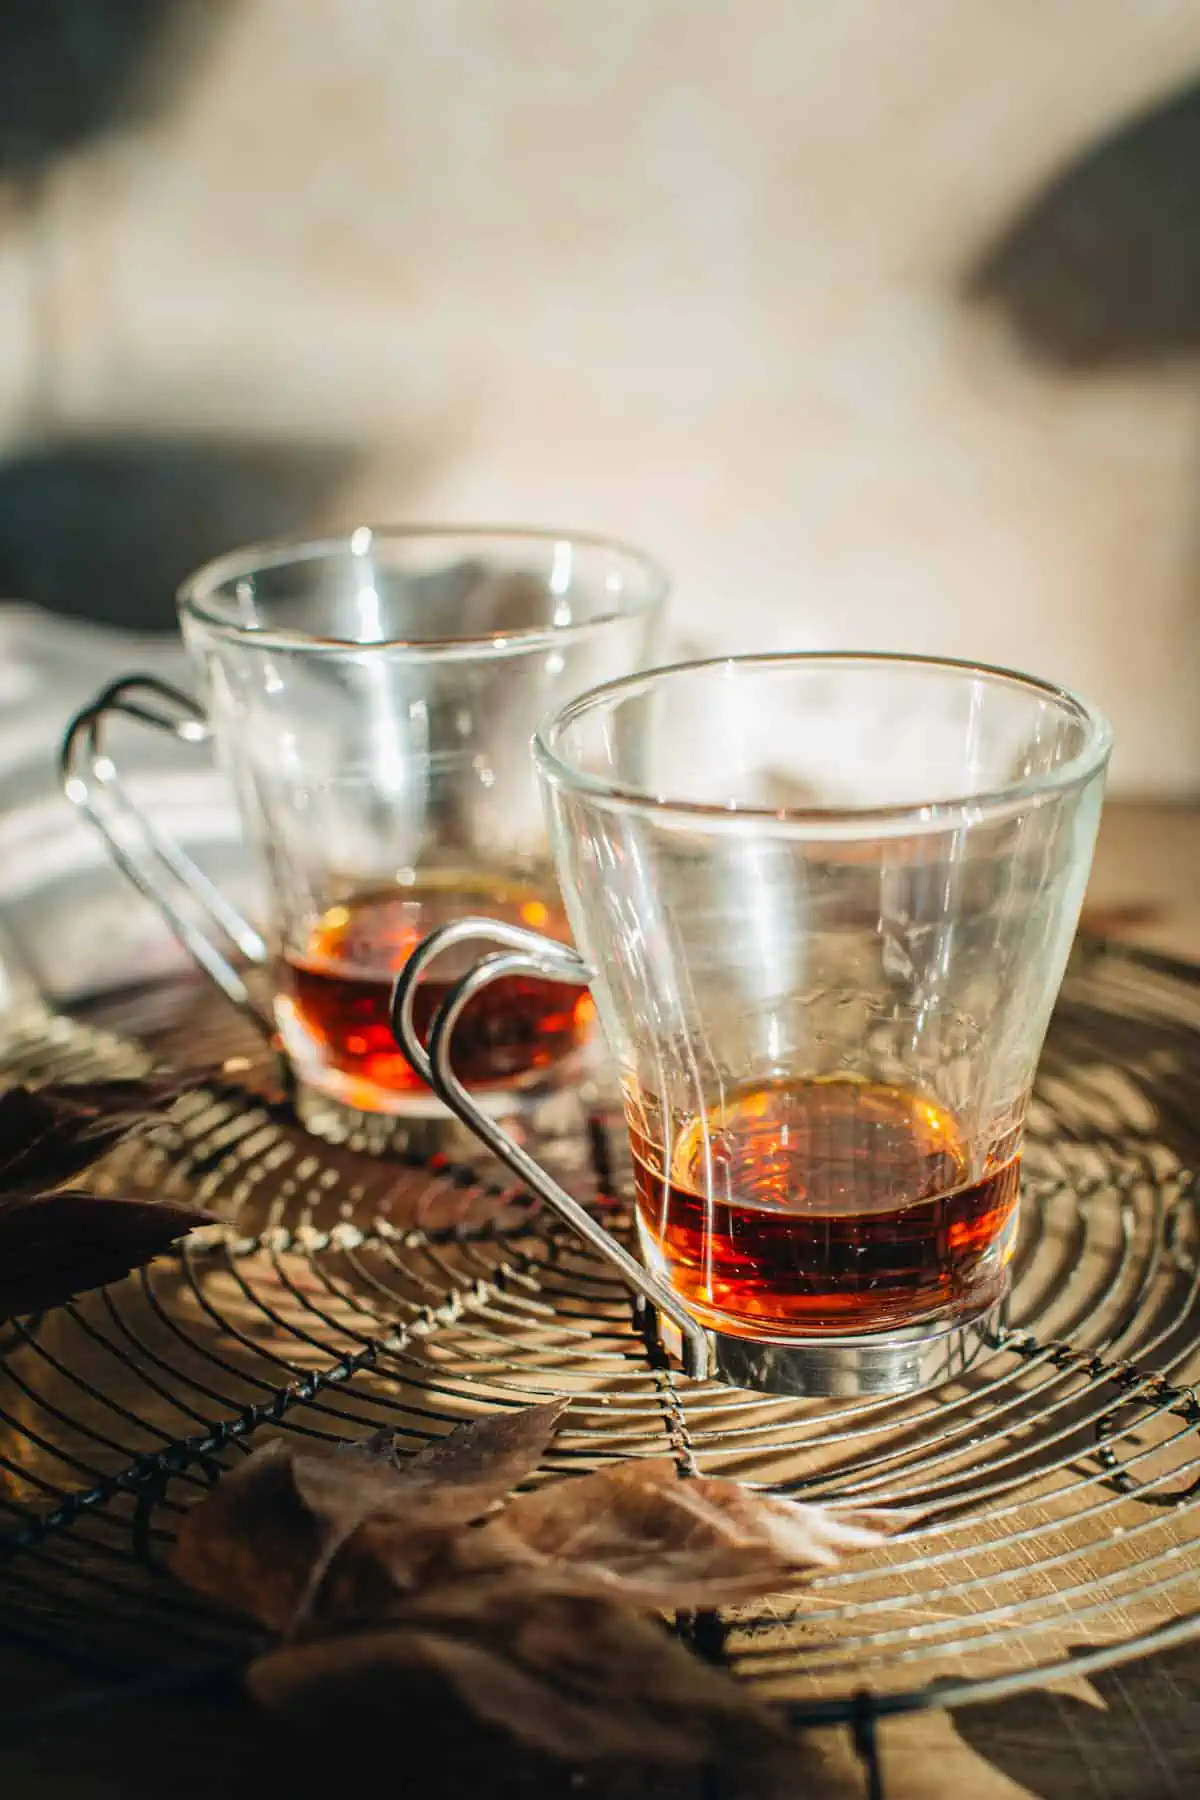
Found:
[2,938,1200,1761]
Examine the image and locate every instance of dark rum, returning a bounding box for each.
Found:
[275,875,593,1109]
[628,1076,1020,1337]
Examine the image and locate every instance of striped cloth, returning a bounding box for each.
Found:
[0,605,248,1006]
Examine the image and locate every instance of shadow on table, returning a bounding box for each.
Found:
[0,1650,841,1800]
[951,1642,1200,1800]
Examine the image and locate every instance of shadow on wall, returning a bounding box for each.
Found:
[0,0,362,630]
[967,76,1200,368]
[0,0,237,175]
[0,438,362,631]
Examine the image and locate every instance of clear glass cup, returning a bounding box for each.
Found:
[60,527,666,1125]
[393,653,1111,1396]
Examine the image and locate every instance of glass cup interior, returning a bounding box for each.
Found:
[536,655,1110,1341]
[179,527,665,647]
[542,653,1103,814]
[174,528,665,1117]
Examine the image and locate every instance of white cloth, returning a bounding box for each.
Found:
[0,605,246,1003]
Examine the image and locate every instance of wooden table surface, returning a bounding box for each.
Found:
[2,800,1200,1800]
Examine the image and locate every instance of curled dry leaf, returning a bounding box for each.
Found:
[172,1398,901,1770]
[292,1399,571,1624]
[335,1397,570,1524]
[477,1455,898,1608]
[0,1076,195,1194]
[0,1077,214,1317]
[170,1399,570,1629]
[249,1587,786,1768]
[170,1440,332,1631]
[0,1188,215,1318]
[307,1460,899,1628]
[171,1438,424,1630]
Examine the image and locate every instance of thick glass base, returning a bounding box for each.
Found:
[652,1290,1008,1398]
[288,1065,590,1163]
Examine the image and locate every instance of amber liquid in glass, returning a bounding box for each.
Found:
[628,1076,1020,1337]
[276,876,593,1105]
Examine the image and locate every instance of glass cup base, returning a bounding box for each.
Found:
[288,1063,591,1164]
[651,1290,1009,1398]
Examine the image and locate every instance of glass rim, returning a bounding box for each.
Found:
[533,651,1113,834]
[177,523,669,659]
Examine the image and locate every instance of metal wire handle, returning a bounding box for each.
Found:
[390,918,713,1378]
[59,675,272,1035]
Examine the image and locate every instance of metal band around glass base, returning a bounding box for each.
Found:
[390,917,1008,1398]
[651,1300,1007,1399]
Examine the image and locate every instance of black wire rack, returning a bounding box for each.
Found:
[2,937,1200,1784]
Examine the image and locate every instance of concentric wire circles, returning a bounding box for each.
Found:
[0,939,1198,1722]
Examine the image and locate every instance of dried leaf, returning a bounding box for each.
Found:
[296,1400,570,1613]
[170,1441,330,1630]
[0,1076,190,1195]
[477,1456,898,1607]
[302,1453,899,1628]
[298,1512,456,1625]
[0,1187,213,1317]
[353,1398,570,1520]
[170,1435,451,1631]
[0,1076,214,1317]
[249,1586,786,1768]
[172,1400,571,1631]
[172,1402,896,1775]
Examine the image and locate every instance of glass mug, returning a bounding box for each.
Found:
[392,653,1111,1396]
[60,527,666,1126]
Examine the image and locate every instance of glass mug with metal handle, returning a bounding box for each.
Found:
[60,527,667,1132]
[392,653,1111,1397]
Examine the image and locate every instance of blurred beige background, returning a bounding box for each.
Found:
[1,0,1199,794]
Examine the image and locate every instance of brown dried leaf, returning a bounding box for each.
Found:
[173,1402,896,1775]
[298,1511,457,1625]
[0,1076,214,1317]
[249,1585,786,1768]
[171,1435,449,1632]
[476,1456,898,1608]
[355,1398,570,1521]
[293,1400,570,1616]
[170,1440,330,1630]
[0,1187,213,1317]
[300,1445,897,1633]
[172,1401,571,1631]
[0,1076,192,1195]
